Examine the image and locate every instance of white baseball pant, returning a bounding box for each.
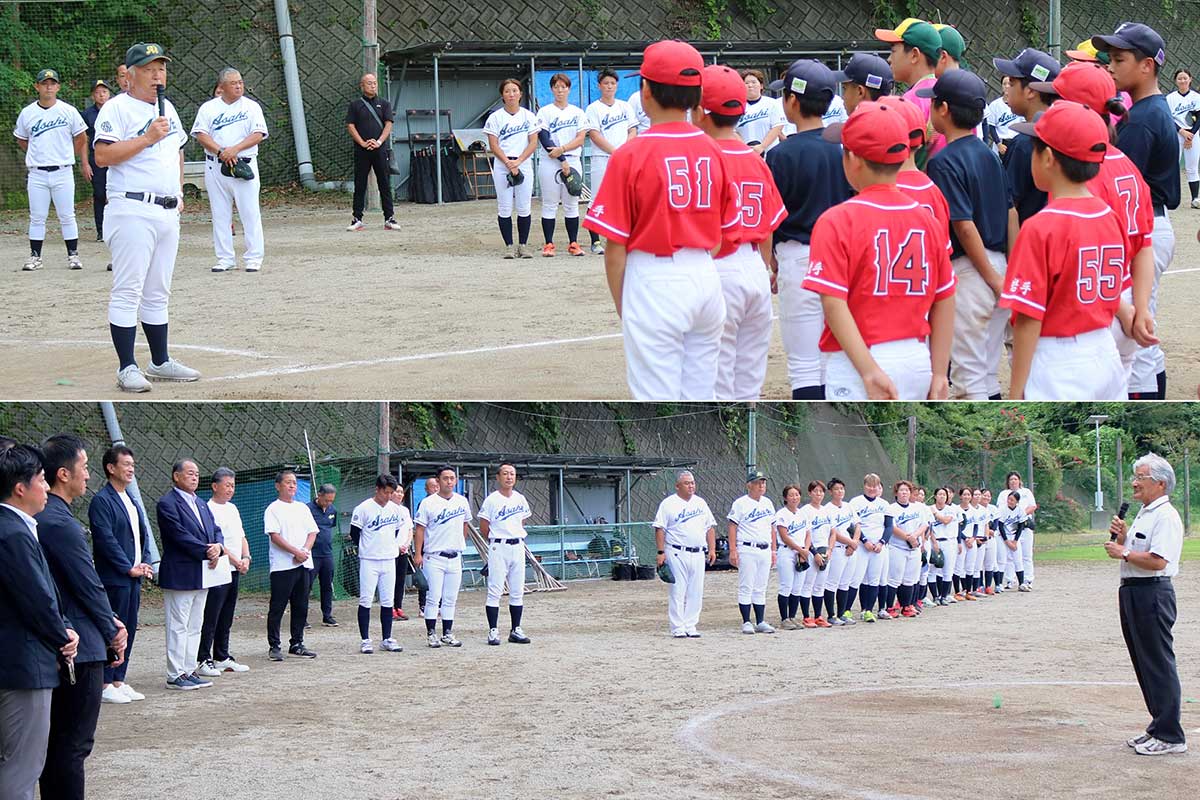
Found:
[962,540,979,578]
[775,240,825,391]
[538,156,581,220]
[935,539,957,584]
[622,249,726,400]
[714,243,773,401]
[1110,287,1138,393]
[736,545,772,605]
[1020,532,1034,582]
[486,540,526,607]
[493,159,534,217]
[838,547,860,591]
[825,339,933,400]
[27,167,78,241]
[800,556,827,598]
[776,549,806,597]
[358,557,396,608]
[824,546,851,592]
[886,545,920,587]
[1180,132,1200,182]
[106,196,179,327]
[950,250,1008,398]
[1130,213,1174,394]
[421,553,462,621]
[858,544,889,586]
[953,540,967,578]
[1025,329,1125,400]
[994,537,1009,573]
[590,154,610,197]
[206,156,264,267]
[666,548,706,635]
[982,536,998,572]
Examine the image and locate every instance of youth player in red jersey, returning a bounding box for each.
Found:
[804,102,956,400]
[583,41,738,401]
[879,95,952,239]
[697,64,787,401]
[1000,102,1131,399]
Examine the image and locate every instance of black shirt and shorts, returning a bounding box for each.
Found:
[346,94,395,221]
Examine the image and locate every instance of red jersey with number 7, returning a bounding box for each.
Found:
[999,196,1131,336]
[713,139,787,258]
[802,184,956,352]
[1088,148,1154,265]
[583,121,740,256]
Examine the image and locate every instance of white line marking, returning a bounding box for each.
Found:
[0,339,279,360]
[1163,267,1200,276]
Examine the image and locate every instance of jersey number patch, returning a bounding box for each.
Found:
[732,181,764,227]
[665,156,712,209]
[872,229,929,296]
[1076,245,1124,304]
[1113,175,1142,236]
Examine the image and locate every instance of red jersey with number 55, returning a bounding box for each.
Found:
[1088,148,1153,264]
[999,196,1131,336]
[803,184,956,352]
[713,139,787,258]
[583,121,739,256]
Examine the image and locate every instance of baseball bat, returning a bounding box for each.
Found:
[156,84,165,118]
[1109,502,1131,542]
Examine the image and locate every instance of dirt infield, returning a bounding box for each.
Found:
[86,561,1198,799]
[2,191,1199,400]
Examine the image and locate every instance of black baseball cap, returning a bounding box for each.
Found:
[125,42,171,68]
[915,69,987,110]
[993,48,1061,83]
[91,79,112,92]
[747,470,768,483]
[1091,22,1166,66]
[768,59,836,98]
[832,53,894,94]
[35,69,60,83]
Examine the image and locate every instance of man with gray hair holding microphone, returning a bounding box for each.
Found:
[1105,452,1187,756]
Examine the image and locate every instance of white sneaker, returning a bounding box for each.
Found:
[488,628,501,645]
[440,633,462,648]
[755,621,776,634]
[118,683,145,701]
[145,358,200,382]
[1019,584,1031,592]
[101,684,131,704]
[196,660,221,678]
[380,638,403,652]
[383,218,401,230]
[211,262,234,273]
[347,218,365,232]
[590,242,605,255]
[1191,198,1200,210]
[67,253,83,270]
[1135,737,1188,755]
[1127,732,1153,748]
[741,621,755,634]
[244,261,261,273]
[877,609,893,620]
[361,639,374,654]
[427,633,441,648]
[21,254,42,271]
[116,365,151,393]
[213,658,249,673]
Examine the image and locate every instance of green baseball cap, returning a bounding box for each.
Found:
[36,69,61,83]
[935,24,967,62]
[875,18,943,62]
[125,42,171,68]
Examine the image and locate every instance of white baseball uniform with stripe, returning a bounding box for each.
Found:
[585,98,636,197]
[483,106,539,217]
[886,502,925,589]
[994,504,1027,573]
[14,99,86,242]
[736,96,785,146]
[773,505,808,597]
[981,503,1000,572]
[953,502,972,578]
[415,492,472,622]
[1166,89,1200,181]
[479,489,531,608]
[997,487,1036,583]
[536,102,591,220]
[729,494,776,606]
[191,95,268,267]
[799,503,833,600]
[963,503,987,578]
[824,500,859,592]
[849,493,889,587]
[626,89,651,133]
[654,493,716,636]
[351,497,402,608]
[929,503,960,585]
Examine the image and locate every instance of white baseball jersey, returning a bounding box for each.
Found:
[800,503,834,550]
[966,504,988,539]
[483,105,540,158]
[984,97,1020,145]
[995,505,1028,540]
[736,96,785,144]
[586,98,637,153]
[207,499,245,559]
[263,499,318,572]
[478,489,532,539]
[727,495,776,545]
[1166,89,1200,130]
[929,504,960,540]
[93,91,186,196]
[995,487,1036,514]
[536,102,591,161]
[414,492,471,553]
[190,95,268,155]
[397,504,414,551]
[849,494,889,542]
[653,494,717,549]
[350,497,403,560]
[772,505,807,547]
[822,95,848,126]
[886,502,925,550]
[626,89,651,133]
[826,501,859,545]
[13,100,86,167]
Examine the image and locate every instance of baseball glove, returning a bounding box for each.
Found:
[930,549,945,569]
[407,556,429,591]
[795,550,809,572]
[556,165,586,197]
[506,169,525,187]
[921,549,928,566]
[813,545,829,570]
[657,560,676,584]
[219,159,255,180]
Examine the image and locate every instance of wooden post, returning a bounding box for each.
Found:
[1026,433,1034,491]
[1185,448,1192,534]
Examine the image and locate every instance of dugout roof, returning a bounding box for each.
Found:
[386,449,695,477]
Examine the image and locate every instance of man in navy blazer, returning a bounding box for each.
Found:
[36,435,129,800]
[0,444,79,800]
[156,458,224,691]
[89,444,154,704]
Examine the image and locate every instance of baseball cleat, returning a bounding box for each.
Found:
[862,610,877,623]
[1192,198,1200,210]
[323,617,339,627]
[985,587,995,596]
[440,633,462,647]
[541,243,556,257]
[360,640,374,654]
[213,658,248,673]
[508,626,531,644]
[197,660,221,677]
[22,255,42,271]
[829,616,846,627]
[1019,583,1031,592]
[814,617,832,628]
[380,638,403,652]
[1127,732,1153,749]
[504,245,516,259]
[383,217,401,230]
[427,633,441,648]
[840,611,857,625]
[145,358,200,382]
[116,365,151,393]
[780,618,798,630]
[211,262,234,273]
[488,628,501,645]
[590,242,605,255]
[685,630,702,638]
[118,683,146,700]
[755,621,776,634]
[900,606,917,618]
[517,243,534,259]
[67,253,83,270]
[672,632,688,638]
[567,242,585,256]
[964,592,977,600]
[245,261,262,273]
[287,644,317,658]
[741,621,755,634]
[346,218,365,231]
[876,609,892,620]
[1135,738,1187,755]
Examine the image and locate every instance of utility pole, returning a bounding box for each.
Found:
[363,0,381,212]
[1185,448,1192,534]
[906,416,916,482]
[746,405,757,476]
[1115,436,1123,510]
[1048,0,1062,60]
[377,401,390,476]
[1025,433,1034,491]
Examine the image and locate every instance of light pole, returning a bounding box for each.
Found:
[1086,414,1109,511]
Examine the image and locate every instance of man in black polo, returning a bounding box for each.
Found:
[307,483,339,627]
[345,72,397,232]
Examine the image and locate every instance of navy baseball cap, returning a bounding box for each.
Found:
[915,69,987,110]
[832,53,894,94]
[993,48,1061,83]
[1091,22,1166,66]
[747,470,767,483]
[769,59,836,98]
[35,69,60,83]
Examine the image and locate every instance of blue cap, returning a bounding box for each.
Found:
[993,48,1061,83]
[915,69,987,110]
[768,59,836,99]
[1092,22,1166,66]
[832,53,894,94]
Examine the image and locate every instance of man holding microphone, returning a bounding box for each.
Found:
[1105,452,1187,756]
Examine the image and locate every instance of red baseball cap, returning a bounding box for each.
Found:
[641,40,704,87]
[1011,101,1108,163]
[701,64,747,115]
[876,94,926,147]
[1029,60,1118,116]
[822,101,911,164]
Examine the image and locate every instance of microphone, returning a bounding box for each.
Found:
[1110,502,1130,542]
[156,84,165,117]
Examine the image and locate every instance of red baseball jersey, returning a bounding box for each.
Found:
[803,184,957,352]
[713,139,787,258]
[583,121,739,256]
[1000,196,1132,336]
[896,169,951,243]
[1088,148,1154,266]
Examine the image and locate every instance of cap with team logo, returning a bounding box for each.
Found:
[934,24,968,62]
[1010,101,1109,163]
[993,48,1061,83]
[1029,61,1119,116]
[874,18,943,63]
[746,470,768,483]
[832,53,894,95]
[701,64,747,115]
[91,79,112,92]
[1091,22,1166,66]
[768,59,836,99]
[1066,39,1109,65]
[915,68,987,111]
[877,94,927,147]
[640,40,703,87]
[822,101,911,164]
[125,42,171,68]
[35,69,60,83]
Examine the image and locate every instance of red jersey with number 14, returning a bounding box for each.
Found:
[713,139,787,258]
[803,184,956,352]
[583,121,739,256]
[999,196,1131,336]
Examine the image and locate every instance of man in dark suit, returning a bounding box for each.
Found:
[35,435,128,800]
[89,444,153,704]
[0,444,79,800]
[156,458,224,691]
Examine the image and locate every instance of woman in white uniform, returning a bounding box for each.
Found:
[483,78,540,259]
[1166,68,1200,208]
[736,69,785,153]
[774,484,810,629]
[798,481,832,628]
[996,472,1038,589]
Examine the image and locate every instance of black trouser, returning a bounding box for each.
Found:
[1119,579,1185,744]
[267,567,310,649]
[40,660,102,800]
[102,578,139,684]
[198,571,240,663]
[352,146,394,221]
[310,554,335,620]
[90,165,107,238]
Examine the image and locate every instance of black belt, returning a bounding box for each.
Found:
[124,191,178,209]
[669,544,706,553]
[1153,206,1167,218]
[738,541,769,550]
[206,154,252,163]
[1121,576,1171,587]
[936,537,953,542]
[490,538,521,545]
[35,165,68,172]
[430,550,460,559]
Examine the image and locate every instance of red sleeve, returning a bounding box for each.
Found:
[762,172,787,233]
[713,154,739,232]
[583,146,634,244]
[931,224,956,300]
[1135,172,1154,250]
[803,210,851,298]
[715,171,743,258]
[998,222,1049,320]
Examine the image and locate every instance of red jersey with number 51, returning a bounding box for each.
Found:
[999,196,1131,336]
[583,121,739,256]
[803,184,956,352]
[713,139,787,258]
[1088,148,1153,264]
